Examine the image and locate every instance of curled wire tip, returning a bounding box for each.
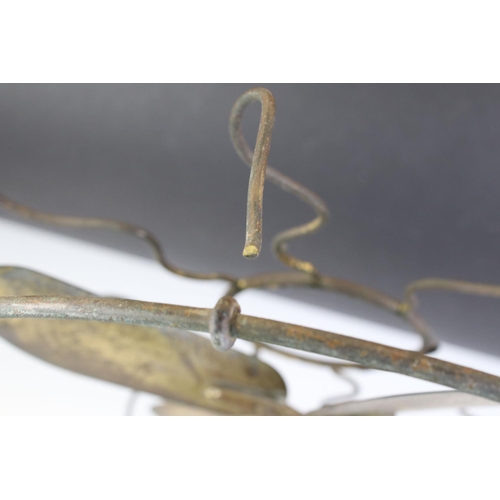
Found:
[230,88,274,265]
[243,244,260,259]
[230,88,329,274]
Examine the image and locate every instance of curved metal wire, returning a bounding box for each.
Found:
[229,88,276,260]
[401,278,500,351]
[0,189,438,354]
[253,342,369,370]
[0,88,438,355]
[404,278,500,307]
[229,87,330,274]
[226,271,439,354]
[323,368,361,405]
[256,342,364,403]
[227,88,438,354]
[0,87,440,357]
[0,193,237,284]
[3,86,500,414]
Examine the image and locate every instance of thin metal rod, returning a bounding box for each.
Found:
[323,369,361,405]
[227,271,439,353]
[0,183,435,354]
[232,271,401,311]
[254,342,369,370]
[1,295,499,402]
[401,278,500,351]
[229,88,276,259]
[405,278,500,305]
[309,390,498,416]
[0,193,237,284]
[4,88,500,367]
[229,88,330,273]
[0,88,436,355]
[0,190,438,354]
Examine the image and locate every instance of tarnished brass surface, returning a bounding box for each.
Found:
[3,87,500,415]
[229,88,329,273]
[0,267,286,415]
[4,289,500,402]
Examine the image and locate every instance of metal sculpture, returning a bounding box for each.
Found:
[1,87,499,415]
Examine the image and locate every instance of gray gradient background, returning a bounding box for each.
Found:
[1,84,500,354]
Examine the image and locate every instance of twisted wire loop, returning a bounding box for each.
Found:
[229,87,330,274]
[228,88,439,354]
[230,90,500,353]
[0,193,237,285]
[209,296,241,351]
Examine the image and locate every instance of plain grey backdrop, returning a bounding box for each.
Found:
[1,84,500,354]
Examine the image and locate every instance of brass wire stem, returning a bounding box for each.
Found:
[229,88,330,273]
[0,86,435,354]
[229,88,276,259]
[0,193,237,284]
[404,278,500,306]
[0,295,499,402]
[227,271,439,354]
[0,193,437,354]
[253,341,369,370]
[3,86,500,375]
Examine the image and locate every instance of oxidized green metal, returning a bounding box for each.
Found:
[1,87,500,415]
[0,267,289,415]
[2,268,500,403]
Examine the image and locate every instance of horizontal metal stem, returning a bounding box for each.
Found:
[0,295,499,402]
